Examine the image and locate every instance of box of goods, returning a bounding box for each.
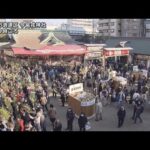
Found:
[68,92,95,119]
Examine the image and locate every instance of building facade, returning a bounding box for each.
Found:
[98,19,121,37]
[144,19,150,37]
[67,19,94,34]
[121,19,144,37]
[98,19,145,37]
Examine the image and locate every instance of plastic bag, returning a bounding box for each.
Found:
[85,122,91,131]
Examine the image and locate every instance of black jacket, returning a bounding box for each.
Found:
[117,109,126,119]
[66,110,75,121]
[53,122,62,131]
[78,115,88,128]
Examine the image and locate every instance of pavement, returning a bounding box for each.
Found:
[44,95,150,131]
[43,80,150,131]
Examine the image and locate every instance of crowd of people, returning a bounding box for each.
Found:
[0,57,150,131]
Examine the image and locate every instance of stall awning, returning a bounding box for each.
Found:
[12,44,87,56]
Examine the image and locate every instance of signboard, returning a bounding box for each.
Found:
[141,69,148,78]
[85,52,102,59]
[104,50,129,57]
[87,47,102,51]
[81,99,95,107]
[69,83,83,94]
[133,66,139,72]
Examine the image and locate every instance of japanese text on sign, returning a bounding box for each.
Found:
[0,22,47,34]
[69,83,83,94]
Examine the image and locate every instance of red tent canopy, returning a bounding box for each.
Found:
[12,45,87,56]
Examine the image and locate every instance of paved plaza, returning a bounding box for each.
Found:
[44,95,150,131]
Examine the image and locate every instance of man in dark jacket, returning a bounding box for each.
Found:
[132,99,139,120]
[60,91,65,107]
[117,106,126,128]
[134,101,144,124]
[53,119,62,131]
[78,113,88,131]
[66,108,75,131]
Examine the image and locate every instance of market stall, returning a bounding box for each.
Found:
[103,47,133,67]
[84,44,105,66]
[68,83,95,119]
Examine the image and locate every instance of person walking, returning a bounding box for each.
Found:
[95,99,103,121]
[117,106,126,128]
[134,101,144,124]
[66,108,75,131]
[48,104,57,129]
[78,112,88,131]
[60,91,65,107]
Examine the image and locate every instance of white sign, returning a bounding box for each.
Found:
[133,66,139,72]
[141,69,148,78]
[69,83,83,94]
[85,52,102,59]
[81,99,95,107]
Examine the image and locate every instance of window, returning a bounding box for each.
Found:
[103,23,109,26]
[110,22,114,26]
[110,29,114,33]
[133,33,138,37]
[103,29,108,33]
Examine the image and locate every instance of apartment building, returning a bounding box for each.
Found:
[67,19,94,34]
[144,19,150,37]
[121,19,144,37]
[98,19,144,37]
[98,19,121,37]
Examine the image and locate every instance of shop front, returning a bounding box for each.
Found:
[84,44,106,66]
[103,47,133,67]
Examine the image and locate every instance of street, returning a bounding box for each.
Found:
[44,91,150,131]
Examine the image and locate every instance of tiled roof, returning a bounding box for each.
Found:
[105,37,150,55]
[12,30,46,50]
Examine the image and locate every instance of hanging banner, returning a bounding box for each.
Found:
[85,52,102,59]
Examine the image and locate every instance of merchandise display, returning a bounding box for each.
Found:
[69,91,96,118]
